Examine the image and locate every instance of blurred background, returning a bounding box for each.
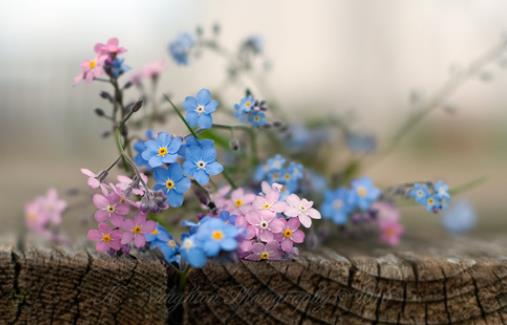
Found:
[1,0,507,238]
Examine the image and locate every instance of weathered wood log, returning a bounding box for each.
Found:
[0,238,506,324]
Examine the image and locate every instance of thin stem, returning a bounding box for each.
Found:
[222,169,237,189]
[367,39,507,170]
[213,123,259,166]
[163,94,199,138]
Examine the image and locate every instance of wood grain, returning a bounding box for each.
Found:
[0,237,505,324]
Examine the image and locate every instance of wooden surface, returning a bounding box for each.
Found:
[0,237,506,324]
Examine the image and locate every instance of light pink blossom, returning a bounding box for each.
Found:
[378,218,404,246]
[73,56,106,84]
[87,223,122,252]
[284,193,321,228]
[115,174,148,196]
[230,187,255,215]
[245,241,283,261]
[81,168,102,189]
[246,213,284,242]
[252,182,287,216]
[94,37,126,57]
[373,202,400,223]
[209,186,232,211]
[120,213,157,248]
[92,192,129,225]
[275,218,305,253]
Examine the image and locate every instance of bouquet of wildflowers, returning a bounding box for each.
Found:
[26,24,498,272]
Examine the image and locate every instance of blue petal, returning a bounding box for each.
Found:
[167,163,184,180]
[221,238,237,251]
[175,176,191,194]
[203,241,220,257]
[198,114,212,129]
[161,154,178,164]
[168,191,184,207]
[183,96,197,112]
[205,100,218,113]
[187,248,207,268]
[205,161,223,176]
[194,170,209,185]
[149,156,163,168]
[196,89,212,104]
[168,136,182,153]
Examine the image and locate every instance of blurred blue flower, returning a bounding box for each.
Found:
[147,225,179,264]
[153,163,191,207]
[254,155,304,193]
[350,177,381,210]
[346,132,376,154]
[134,129,155,169]
[182,139,223,185]
[434,180,450,199]
[247,111,268,128]
[442,199,476,234]
[183,89,218,129]
[107,57,130,78]
[180,235,207,268]
[409,183,430,205]
[322,188,353,224]
[168,33,196,65]
[194,218,240,257]
[242,35,264,54]
[141,132,182,168]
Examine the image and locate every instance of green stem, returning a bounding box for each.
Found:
[163,94,199,138]
[222,169,237,189]
[449,176,487,195]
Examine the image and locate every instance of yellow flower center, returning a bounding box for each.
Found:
[167,239,177,248]
[245,101,252,108]
[151,228,159,235]
[212,230,224,241]
[427,198,434,205]
[89,59,97,69]
[259,251,269,260]
[262,203,271,210]
[132,225,142,234]
[284,173,291,181]
[158,146,168,157]
[357,186,367,198]
[254,115,261,121]
[283,228,293,238]
[299,205,306,212]
[234,199,244,208]
[183,239,193,250]
[385,226,397,238]
[106,205,115,213]
[271,172,280,181]
[165,179,175,190]
[102,233,112,242]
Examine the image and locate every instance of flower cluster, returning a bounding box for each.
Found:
[134,131,223,207]
[234,94,269,128]
[83,170,158,253]
[145,212,242,267]
[322,177,381,225]
[24,189,67,242]
[409,180,451,213]
[168,33,196,65]
[254,155,304,193]
[74,37,129,84]
[209,182,320,260]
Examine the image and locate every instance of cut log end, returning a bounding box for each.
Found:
[0,239,506,324]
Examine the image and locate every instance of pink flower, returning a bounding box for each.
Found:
[87,223,122,252]
[373,202,400,223]
[131,60,166,85]
[115,174,148,196]
[252,182,287,216]
[81,168,102,189]
[246,213,284,242]
[24,189,67,240]
[93,192,129,225]
[209,186,232,211]
[120,213,156,248]
[73,56,106,84]
[275,218,305,253]
[230,187,255,215]
[245,241,283,261]
[284,193,321,228]
[94,37,126,57]
[378,218,404,246]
